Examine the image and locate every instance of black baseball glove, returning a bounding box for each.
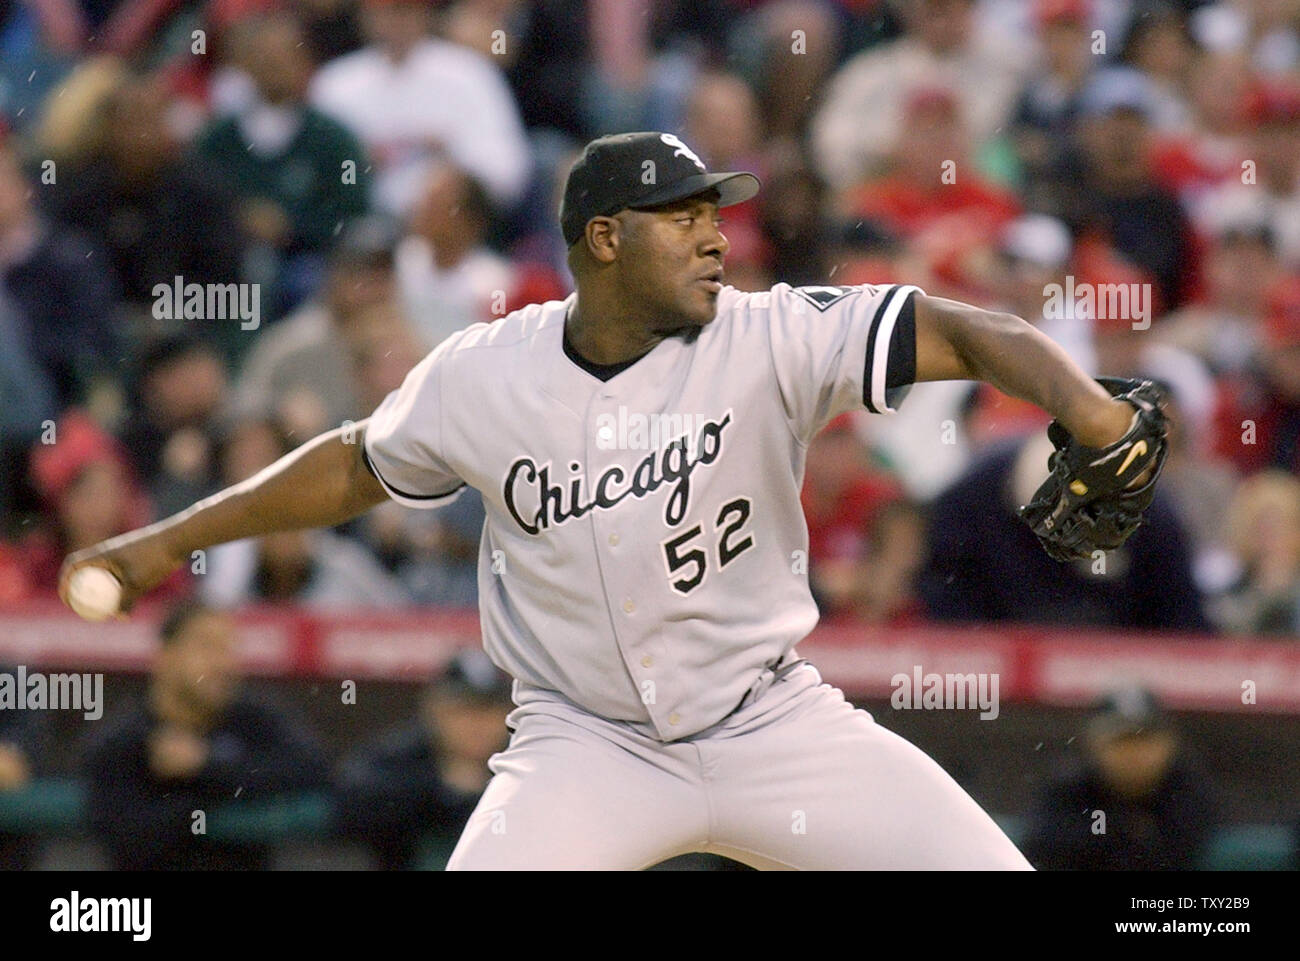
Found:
[1018,377,1170,562]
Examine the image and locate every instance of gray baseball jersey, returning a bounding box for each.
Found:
[363,281,921,741]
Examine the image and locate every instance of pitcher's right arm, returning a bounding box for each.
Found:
[59,421,389,613]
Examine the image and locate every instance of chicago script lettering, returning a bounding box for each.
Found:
[504,412,731,534]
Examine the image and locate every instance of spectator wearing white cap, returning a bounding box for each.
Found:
[996,213,1095,374]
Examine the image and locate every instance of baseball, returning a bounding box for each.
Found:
[67,567,123,622]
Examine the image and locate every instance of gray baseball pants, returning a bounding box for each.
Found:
[446,660,1033,870]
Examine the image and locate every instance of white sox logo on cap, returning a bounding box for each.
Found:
[659,133,706,172]
[560,131,758,246]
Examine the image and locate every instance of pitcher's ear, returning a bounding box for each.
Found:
[584,215,622,265]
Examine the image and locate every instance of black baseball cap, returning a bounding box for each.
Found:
[560,131,760,247]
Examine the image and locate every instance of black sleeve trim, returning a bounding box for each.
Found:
[361,445,466,503]
[863,285,918,413]
[885,291,917,391]
[361,445,380,480]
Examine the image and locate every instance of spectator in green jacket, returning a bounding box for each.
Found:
[196,11,372,320]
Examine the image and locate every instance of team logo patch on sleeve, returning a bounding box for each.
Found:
[790,285,857,311]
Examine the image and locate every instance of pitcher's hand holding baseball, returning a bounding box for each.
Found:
[59,532,186,618]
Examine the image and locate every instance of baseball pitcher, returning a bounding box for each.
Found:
[62,132,1167,870]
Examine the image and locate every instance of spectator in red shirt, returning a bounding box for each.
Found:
[1149,50,1254,216]
[0,409,187,600]
[847,84,1021,298]
[1212,277,1300,475]
[801,413,909,619]
[1198,78,1300,270]
[853,498,928,626]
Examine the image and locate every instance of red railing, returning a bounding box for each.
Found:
[2,602,1299,712]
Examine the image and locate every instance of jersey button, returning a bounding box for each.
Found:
[668,713,681,726]
[641,655,653,668]
[623,599,635,614]
[609,533,620,546]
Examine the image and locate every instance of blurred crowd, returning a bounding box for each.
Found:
[0,606,516,870]
[0,0,1299,636]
